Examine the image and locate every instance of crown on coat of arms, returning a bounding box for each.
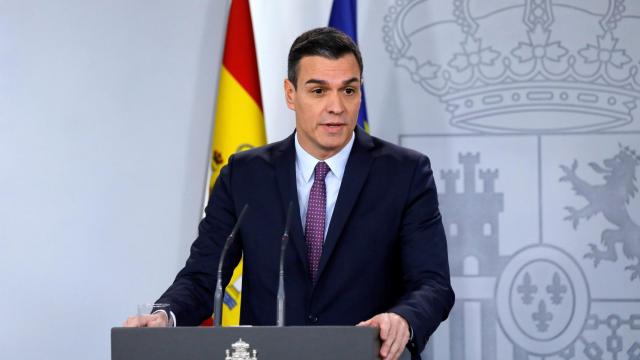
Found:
[383,0,640,133]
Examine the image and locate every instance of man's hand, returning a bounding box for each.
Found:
[123,312,169,328]
[357,312,410,360]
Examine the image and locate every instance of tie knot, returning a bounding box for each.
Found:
[314,161,330,181]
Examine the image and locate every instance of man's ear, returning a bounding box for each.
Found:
[284,79,296,111]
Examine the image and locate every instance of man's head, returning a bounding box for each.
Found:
[284,27,363,160]
[287,27,363,89]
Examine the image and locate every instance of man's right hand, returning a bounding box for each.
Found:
[123,312,169,327]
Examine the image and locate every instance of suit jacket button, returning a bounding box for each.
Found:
[307,315,318,323]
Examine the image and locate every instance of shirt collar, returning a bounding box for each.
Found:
[294,131,355,183]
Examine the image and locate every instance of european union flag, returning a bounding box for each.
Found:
[329,0,369,132]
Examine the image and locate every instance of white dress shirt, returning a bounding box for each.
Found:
[295,132,355,240]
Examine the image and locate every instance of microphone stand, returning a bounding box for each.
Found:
[213,204,248,327]
[276,202,293,327]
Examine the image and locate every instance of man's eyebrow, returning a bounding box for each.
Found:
[304,79,328,86]
[303,77,361,86]
[342,77,360,85]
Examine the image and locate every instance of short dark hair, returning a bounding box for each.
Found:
[287,27,363,88]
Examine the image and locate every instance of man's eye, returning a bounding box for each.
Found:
[344,88,357,95]
[312,88,324,95]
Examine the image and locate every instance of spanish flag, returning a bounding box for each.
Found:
[206,0,266,326]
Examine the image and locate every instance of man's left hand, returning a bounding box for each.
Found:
[357,312,410,360]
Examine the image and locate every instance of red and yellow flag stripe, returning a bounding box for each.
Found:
[207,0,266,326]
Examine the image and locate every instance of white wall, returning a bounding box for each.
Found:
[0,1,228,359]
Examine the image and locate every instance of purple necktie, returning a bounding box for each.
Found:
[305,161,330,283]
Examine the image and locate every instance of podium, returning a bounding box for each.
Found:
[111,326,411,359]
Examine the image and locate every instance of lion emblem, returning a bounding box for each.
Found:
[560,144,640,281]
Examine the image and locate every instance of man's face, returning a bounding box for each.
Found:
[284,54,361,160]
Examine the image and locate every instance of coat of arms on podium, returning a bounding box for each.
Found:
[225,338,258,360]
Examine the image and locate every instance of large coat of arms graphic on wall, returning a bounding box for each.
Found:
[379,0,640,359]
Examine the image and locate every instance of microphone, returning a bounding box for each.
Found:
[276,201,293,327]
[213,204,248,327]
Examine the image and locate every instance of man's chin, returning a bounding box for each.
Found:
[318,139,349,153]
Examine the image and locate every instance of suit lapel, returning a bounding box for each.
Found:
[273,133,309,275]
[316,127,374,284]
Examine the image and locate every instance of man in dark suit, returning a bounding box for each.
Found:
[125,27,454,360]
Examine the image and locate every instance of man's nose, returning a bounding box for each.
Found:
[326,91,345,114]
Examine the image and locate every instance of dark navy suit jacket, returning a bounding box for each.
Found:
[157,127,454,357]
